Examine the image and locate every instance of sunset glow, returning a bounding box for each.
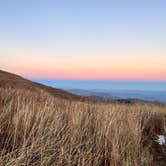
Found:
[0,0,166,81]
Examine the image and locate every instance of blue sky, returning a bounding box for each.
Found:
[33,79,166,91]
[0,0,166,81]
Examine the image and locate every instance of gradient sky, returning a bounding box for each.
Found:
[0,0,166,80]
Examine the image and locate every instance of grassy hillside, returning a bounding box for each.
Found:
[0,70,166,165]
[0,88,166,166]
[0,70,87,101]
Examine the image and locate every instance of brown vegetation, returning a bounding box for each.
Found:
[0,88,165,166]
[0,70,166,165]
[0,70,86,101]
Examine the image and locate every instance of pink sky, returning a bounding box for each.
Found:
[0,1,166,81]
[1,54,166,80]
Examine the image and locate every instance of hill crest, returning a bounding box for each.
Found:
[0,69,85,100]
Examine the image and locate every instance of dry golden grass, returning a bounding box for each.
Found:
[0,88,166,166]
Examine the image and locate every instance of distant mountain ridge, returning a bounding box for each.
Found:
[1,70,165,104]
[68,89,166,103]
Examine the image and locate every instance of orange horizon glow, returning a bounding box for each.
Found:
[1,1,166,82]
[1,54,166,81]
[1,66,166,81]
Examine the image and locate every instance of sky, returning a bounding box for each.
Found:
[0,0,166,81]
[33,79,166,91]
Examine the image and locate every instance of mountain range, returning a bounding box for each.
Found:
[0,69,165,104]
[68,89,166,103]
